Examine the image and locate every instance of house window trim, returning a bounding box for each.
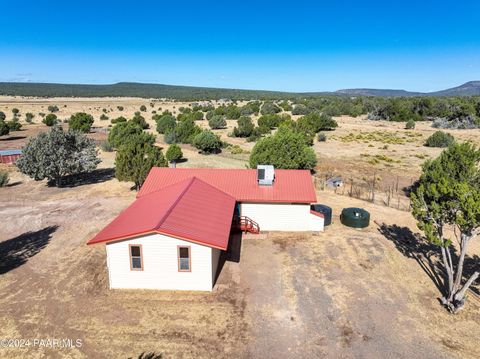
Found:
[177,245,191,272]
[129,244,144,271]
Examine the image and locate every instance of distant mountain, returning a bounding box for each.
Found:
[0,81,478,99]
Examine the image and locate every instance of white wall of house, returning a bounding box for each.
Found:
[240,203,324,231]
[106,233,220,291]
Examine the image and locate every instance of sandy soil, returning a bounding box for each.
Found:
[0,96,479,358]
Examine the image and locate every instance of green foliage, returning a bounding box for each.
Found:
[292,104,310,115]
[131,113,149,129]
[69,112,94,133]
[0,171,9,187]
[232,116,255,137]
[12,108,19,115]
[177,111,203,122]
[405,119,416,129]
[192,130,223,154]
[155,113,176,134]
[249,126,317,170]
[224,104,241,119]
[100,114,109,121]
[43,114,57,126]
[260,102,281,115]
[47,105,59,113]
[317,132,327,142]
[115,133,167,190]
[297,112,338,133]
[240,101,261,116]
[108,121,144,148]
[117,106,124,111]
[0,121,9,136]
[278,100,292,112]
[99,140,113,152]
[257,114,283,129]
[175,119,202,143]
[25,112,35,123]
[7,119,22,131]
[140,105,147,112]
[425,131,455,148]
[208,115,227,129]
[16,126,100,186]
[165,144,183,162]
[0,111,5,121]
[111,116,127,124]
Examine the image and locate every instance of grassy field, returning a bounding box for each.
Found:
[0,96,479,358]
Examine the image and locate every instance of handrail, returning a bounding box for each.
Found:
[234,215,260,233]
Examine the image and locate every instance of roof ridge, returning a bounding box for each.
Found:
[154,177,197,230]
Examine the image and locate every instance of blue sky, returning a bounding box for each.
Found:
[1,0,479,92]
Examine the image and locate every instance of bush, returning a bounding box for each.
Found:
[317,132,327,142]
[7,119,22,131]
[12,108,19,115]
[177,111,203,122]
[155,114,176,134]
[48,105,59,113]
[224,104,241,119]
[257,114,282,129]
[25,113,35,123]
[164,130,177,144]
[117,106,124,111]
[69,112,94,133]
[131,113,149,129]
[100,114,109,121]
[405,119,416,129]
[108,121,144,148]
[0,121,9,136]
[292,104,310,115]
[176,119,202,144]
[16,126,100,187]
[99,140,113,152]
[166,144,183,162]
[297,112,338,133]
[208,115,227,129]
[0,111,5,121]
[249,126,317,170]
[260,102,281,115]
[193,130,222,154]
[233,116,255,137]
[425,131,455,148]
[140,105,147,112]
[0,171,9,187]
[43,114,57,126]
[111,116,127,124]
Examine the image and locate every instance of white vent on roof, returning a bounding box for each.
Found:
[257,165,275,186]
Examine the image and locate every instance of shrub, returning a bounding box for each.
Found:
[317,132,327,142]
[257,114,282,129]
[43,114,57,126]
[405,119,416,129]
[292,104,310,115]
[111,116,127,124]
[233,116,255,137]
[12,108,19,115]
[39,112,45,118]
[25,112,35,123]
[48,105,59,113]
[225,105,241,119]
[131,113,149,129]
[117,106,124,111]
[177,111,203,122]
[99,140,113,152]
[69,112,94,133]
[425,131,455,148]
[16,126,100,187]
[100,114,109,121]
[7,119,22,131]
[176,119,202,143]
[249,126,317,170]
[0,171,9,187]
[155,114,176,134]
[0,121,9,136]
[193,130,223,154]
[0,111,5,121]
[140,105,147,112]
[166,144,183,163]
[164,130,177,144]
[260,102,282,115]
[279,100,292,112]
[208,115,227,129]
[108,121,144,148]
[297,112,338,133]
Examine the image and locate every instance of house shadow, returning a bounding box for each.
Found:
[48,168,115,188]
[378,223,480,297]
[0,225,58,274]
[214,231,243,285]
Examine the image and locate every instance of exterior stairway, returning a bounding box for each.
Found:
[233,216,260,234]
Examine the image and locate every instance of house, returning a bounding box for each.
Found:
[88,166,323,291]
[0,149,22,164]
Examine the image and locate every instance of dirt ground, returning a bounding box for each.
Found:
[0,97,479,358]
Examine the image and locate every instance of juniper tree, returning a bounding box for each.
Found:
[411,142,480,313]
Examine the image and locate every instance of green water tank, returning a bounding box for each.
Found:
[340,207,370,228]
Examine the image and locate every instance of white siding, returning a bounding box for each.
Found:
[106,233,215,291]
[240,203,324,231]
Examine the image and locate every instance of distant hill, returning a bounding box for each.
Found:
[0,81,478,99]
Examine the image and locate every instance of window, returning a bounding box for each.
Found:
[177,246,191,272]
[129,245,143,271]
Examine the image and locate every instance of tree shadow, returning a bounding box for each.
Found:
[48,168,115,188]
[0,136,27,141]
[377,223,447,296]
[6,181,22,187]
[0,226,58,274]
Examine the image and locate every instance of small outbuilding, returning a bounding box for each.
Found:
[0,149,22,164]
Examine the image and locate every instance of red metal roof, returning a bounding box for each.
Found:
[87,177,235,249]
[138,168,317,203]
